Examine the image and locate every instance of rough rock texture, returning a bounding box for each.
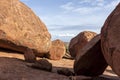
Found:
[57,68,74,76]
[69,31,97,58]
[30,59,52,72]
[101,3,120,76]
[0,49,119,80]
[92,76,120,80]
[47,39,66,60]
[0,0,51,57]
[69,76,92,80]
[24,48,36,63]
[74,35,108,76]
[0,57,69,80]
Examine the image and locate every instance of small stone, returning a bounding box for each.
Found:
[31,59,52,72]
[57,68,74,76]
[24,48,36,63]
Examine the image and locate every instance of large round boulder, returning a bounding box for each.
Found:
[69,31,97,58]
[74,35,108,76]
[47,39,66,60]
[0,0,51,57]
[101,3,120,76]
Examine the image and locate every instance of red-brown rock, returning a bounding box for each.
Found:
[0,0,51,57]
[74,35,108,76]
[57,68,74,76]
[69,31,97,58]
[70,76,92,80]
[30,59,52,72]
[101,3,120,76]
[0,57,69,80]
[24,48,36,63]
[47,39,66,60]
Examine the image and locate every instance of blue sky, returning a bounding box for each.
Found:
[20,0,119,42]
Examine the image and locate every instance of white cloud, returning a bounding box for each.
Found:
[94,0,105,6]
[78,0,105,7]
[59,0,120,19]
[57,33,75,37]
[20,0,30,1]
[60,2,74,11]
[105,0,120,9]
[61,0,119,13]
[39,0,119,41]
[79,0,91,4]
[41,0,119,31]
[72,7,100,15]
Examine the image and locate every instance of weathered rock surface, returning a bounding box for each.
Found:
[57,68,74,76]
[69,31,97,58]
[0,57,69,80]
[74,35,108,76]
[47,39,66,60]
[0,0,51,57]
[101,3,120,76]
[29,59,52,72]
[0,49,118,80]
[24,48,36,63]
[70,76,119,80]
[92,76,120,80]
[69,76,92,80]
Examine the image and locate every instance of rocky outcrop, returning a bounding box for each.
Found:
[74,35,108,76]
[69,31,97,58]
[0,57,69,80]
[101,3,120,76]
[47,39,66,60]
[0,50,118,80]
[0,0,51,57]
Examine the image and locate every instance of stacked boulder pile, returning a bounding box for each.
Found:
[69,3,120,78]
[0,0,120,79]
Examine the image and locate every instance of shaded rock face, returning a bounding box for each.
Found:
[69,76,92,80]
[69,31,97,58]
[30,59,52,72]
[0,0,51,57]
[0,57,69,80]
[74,35,108,76]
[24,48,36,63]
[47,39,66,60]
[101,3,120,76]
[57,68,74,76]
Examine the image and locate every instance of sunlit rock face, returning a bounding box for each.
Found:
[69,31,97,58]
[0,0,51,57]
[47,39,66,60]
